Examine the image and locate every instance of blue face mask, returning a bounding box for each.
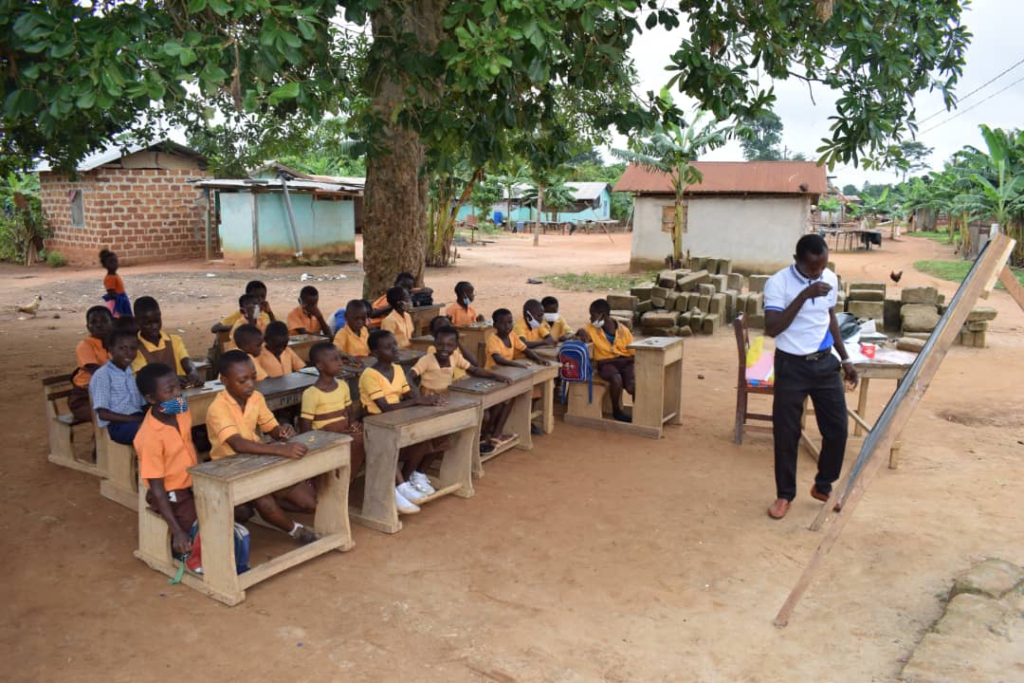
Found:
[157,396,189,415]
[462,297,471,306]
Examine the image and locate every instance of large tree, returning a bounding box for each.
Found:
[2,1,972,295]
[740,111,784,161]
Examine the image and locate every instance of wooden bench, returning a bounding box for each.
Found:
[449,366,535,477]
[134,430,354,606]
[97,427,138,510]
[409,304,442,337]
[43,373,103,476]
[564,337,684,439]
[352,396,478,534]
[453,324,495,371]
[514,360,559,435]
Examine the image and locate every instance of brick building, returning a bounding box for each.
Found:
[37,140,209,265]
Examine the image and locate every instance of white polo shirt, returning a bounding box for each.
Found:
[763,265,838,356]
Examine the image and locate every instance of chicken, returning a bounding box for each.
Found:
[890,270,903,284]
[17,295,41,316]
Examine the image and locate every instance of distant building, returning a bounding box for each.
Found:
[458,182,612,226]
[37,140,209,265]
[613,161,827,273]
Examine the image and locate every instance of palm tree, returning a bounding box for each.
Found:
[612,109,731,263]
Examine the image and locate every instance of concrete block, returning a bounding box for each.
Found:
[727,273,744,291]
[974,331,987,348]
[902,303,940,333]
[610,309,634,323]
[637,300,653,314]
[704,258,719,275]
[905,332,931,340]
[611,315,633,331]
[666,291,681,307]
[658,270,678,288]
[848,281,886,293]
[676,325,693,338]
[689,312,702,333]
[847,300,884,323]
[710,274,728,293]
[938,293,946,306]
[716,258,732,275]
[737,293,749,314]
[694,256,708,271]
[938,303,948,315]
[651,285,671,299]
[883,298,903,333]
[650,297,667,309]
[709,293,726,315]
[700,313,720,335]
[901,286,939,305]
[959,329,975,347]
[640,311,676,328]
[745,293,763,315]
[697,294,711,312]
[967,306,998,322]
[678,312,692,330]
[896,337,926,353]
[697,283,716,297]
[675,270,709,292]
[966,321,989,332]
[607,294,638,311]
[748,275,770,293]
[847,289,884,302]
[725,291,738,321]
[630,282,655,300]
[748,313,765,329]
[673,295,689,312]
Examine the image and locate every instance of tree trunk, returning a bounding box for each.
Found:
[361,1,444,298]
[533,184,543,246]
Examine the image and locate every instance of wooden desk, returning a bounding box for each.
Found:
[409,335,435,354]
[135,431,354,606]
[288,334,328,363]
[256,372,318,411]
[449,366,535,476]
[454,323,495,370]
[409,304,442,337]
[353,396,478,534]
[361,348,424,373]
[628,337,684,439]
[184,380,225,426]
[516,360,559,435]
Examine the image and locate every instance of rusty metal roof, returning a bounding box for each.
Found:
[612,161,827,196]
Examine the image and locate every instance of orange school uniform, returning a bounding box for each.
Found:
[247,353,269,382]
[134,409,198,491]
[206,390,279,460]
[74,336,108,388]
[512,319,553,343]
[258,346,306,378]
[286,306,323,335]
[445,302,479,326]
[485,333,527,369]
[104,273,125,295]
[335,325,370,357]
[412,351,471,394]
[381,310,415,348]
[584,322,635,361]
[358,365,411,414]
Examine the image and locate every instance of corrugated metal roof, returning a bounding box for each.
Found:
[504,181,609,201]
[248,161,365,190]
[612,161,827,196]
[193,178,362,196]
[35,139,205,173]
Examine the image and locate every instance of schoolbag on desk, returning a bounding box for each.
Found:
[558,340,593,404]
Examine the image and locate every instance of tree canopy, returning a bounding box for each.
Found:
[740,111,784,161]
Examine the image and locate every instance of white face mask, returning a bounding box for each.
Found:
[543,312,558,323]
[592,317,605,328]
[253,306,261,318]
[527,316,541,330]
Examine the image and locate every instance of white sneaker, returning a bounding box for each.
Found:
[409,471,436,496]
[397,481,427,503]
[395,486,421,515]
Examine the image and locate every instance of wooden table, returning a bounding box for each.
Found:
[256,372,319,411]
[409,304,442,337]
[361,348,424,373]
[627,337,684,439]
[134,431,354,606]
[353,396,478,534]
[454,323,495,370]
[449,366,535,476]
[288,333,328,363]
[515,359,559,435]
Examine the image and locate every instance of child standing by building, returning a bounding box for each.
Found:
[576,298,635,423]
[132,296,205,388]
[259,321,306,377]
[444,281,485,326]
[100,249,132,318]
[70,306,113,422]
[287,285,331,336]
[299,342,365,481]
[90,328,148,444]
[206,350,318,543]
[381,286,415,349]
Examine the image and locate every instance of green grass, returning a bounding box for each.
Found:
[914,259,1024,289]
[543,271,656,292]
[904,230,953,244]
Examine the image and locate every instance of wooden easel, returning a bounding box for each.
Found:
[774,233,1019,627]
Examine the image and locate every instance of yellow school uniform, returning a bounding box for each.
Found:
[300,383,352,429]
[444,302,479,326]
[335,325,370,357]
[258,346,305,378]
[585,322,635,361]
[286,306,323,335]
[485,333,527,369]
[427,345,469,380]
[206,390,279,460]
[132,331,190,376]
[248,353,269,382]
[222,310,271,329]
[359,365,411,414]
[381,309,414,348]
[547,316,573,340]
[412,352,470,394]
[512,319,553,343]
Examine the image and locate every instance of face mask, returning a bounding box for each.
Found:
[157,396,189,415]
[462,297,471,306]
[527,317,541,330]
[592,318,605,328]
[543,313,558,323]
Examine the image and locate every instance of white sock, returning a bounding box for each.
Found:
[288,522,304,538]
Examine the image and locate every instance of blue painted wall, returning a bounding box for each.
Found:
[218,190,356,265]
[456,187,612,224]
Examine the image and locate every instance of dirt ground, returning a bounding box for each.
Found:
[3,232,1023,683]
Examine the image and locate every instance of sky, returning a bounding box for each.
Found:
[616,0,1024,191]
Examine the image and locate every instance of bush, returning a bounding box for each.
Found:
[46,251,67,268]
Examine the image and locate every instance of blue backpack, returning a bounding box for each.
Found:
[558,340,593,404]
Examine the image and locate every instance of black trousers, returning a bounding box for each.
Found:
[772,350,848,501]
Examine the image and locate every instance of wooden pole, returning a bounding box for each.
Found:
[774,233,1017,628]
[997,265,1024,311]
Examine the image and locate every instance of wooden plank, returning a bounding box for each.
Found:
[775,233,1016,628]
[362,394,479,429]
[238,536,346,590]
[998,265,1024,311]
[563,413,662,439]
[191,431,349,484]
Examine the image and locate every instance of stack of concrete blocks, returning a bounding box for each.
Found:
[899,286,942,341]
[960,306,997,348]
[846,282,885,328]
[738,274,769,330]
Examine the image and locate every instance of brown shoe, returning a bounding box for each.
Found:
[811,485,842,512]
[767,498,791,519]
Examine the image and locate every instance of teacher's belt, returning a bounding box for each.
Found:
[776,349,832,362]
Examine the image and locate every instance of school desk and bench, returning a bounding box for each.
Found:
[135,430,354,606]
[449,366,536,476]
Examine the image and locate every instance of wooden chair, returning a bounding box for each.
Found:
[734,313,774,444]
[43,373,103,476]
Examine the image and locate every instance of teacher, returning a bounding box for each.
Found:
[763,234,858,520]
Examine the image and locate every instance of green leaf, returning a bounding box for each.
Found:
[297,19,316,41]
[645,13,658,30]
[162,41,183,57]
[269,81,300,102]
[178,48,198,67]
[76,90,96,109]
[280,31,302,48]
[49,41,75,59]
[187,0,207,11]
[208,0,231,16]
